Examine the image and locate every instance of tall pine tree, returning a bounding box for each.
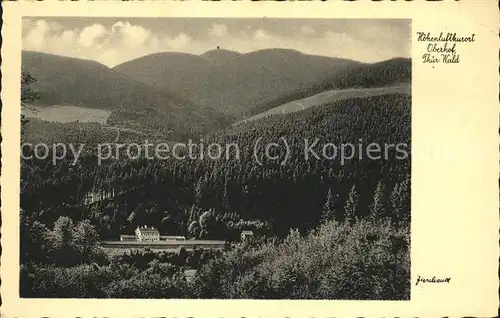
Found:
[390,178,410,227]
[369,180,387,223]
[344,185,359,224]
[321,188,336,222]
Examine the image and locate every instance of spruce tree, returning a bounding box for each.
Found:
[222,177,230,211]
[369,180,387,223]
[390,178,410,226]
[321,188,336,222]
[344,185,359,224]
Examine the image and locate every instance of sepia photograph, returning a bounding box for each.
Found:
[18,17,412,299]
[2,1,499,317]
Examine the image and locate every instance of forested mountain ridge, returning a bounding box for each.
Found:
[248,58,411,117]
[22,51,230,140]
[113,48,364,118]
[20,68,411,299]
[23,50,410,140]
[21,93,410,240]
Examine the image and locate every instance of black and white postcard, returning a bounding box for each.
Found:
[1,1,498,317]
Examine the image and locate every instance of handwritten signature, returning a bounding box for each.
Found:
[416,275,451,286]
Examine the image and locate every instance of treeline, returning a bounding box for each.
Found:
[19,117,173,160]
[250,58,411,117]
[21,53,230,141]
[21,93,410,241]
[21,118,137,147]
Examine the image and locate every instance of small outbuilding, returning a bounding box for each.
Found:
[241,230,254,243]
[120,234,136,241]
[160,235,186,241]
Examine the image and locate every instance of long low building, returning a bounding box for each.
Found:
[101,239,226,250]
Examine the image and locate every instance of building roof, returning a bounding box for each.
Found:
[136,226,160,233]
[241,230,254,235]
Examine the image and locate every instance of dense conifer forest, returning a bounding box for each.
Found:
[20,55,411,299]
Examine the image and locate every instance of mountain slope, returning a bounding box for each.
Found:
[248,57,412,117]
[113,49,363,119]
[21,118,144,150]
[238,84,411,124]
[21,93,411,238]
[110,52,214,101]
[22,51,227,139]
[331,57,412,89]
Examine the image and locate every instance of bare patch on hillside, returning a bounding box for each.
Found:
[22,105,112,124]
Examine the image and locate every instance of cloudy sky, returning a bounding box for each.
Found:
[23,18,411,67]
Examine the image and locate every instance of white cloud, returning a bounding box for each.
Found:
[209,23,228,37]
[24,20,54,49]
[61,30,77,44]
[22,19,410,67]
[78,24,108,48]
[111,21,151,48]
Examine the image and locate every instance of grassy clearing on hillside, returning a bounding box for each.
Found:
[23,105,112,124]
[238,84,411,124]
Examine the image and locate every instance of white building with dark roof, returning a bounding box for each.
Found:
[135,226,160,242]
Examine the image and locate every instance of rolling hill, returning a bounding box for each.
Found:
[22,51,228,140]
[113,48,364,119]
[201,48,242,64]
[109,51,215,102]
[23,49,411,141]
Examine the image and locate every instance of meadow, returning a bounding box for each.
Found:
[23,105,112,124]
